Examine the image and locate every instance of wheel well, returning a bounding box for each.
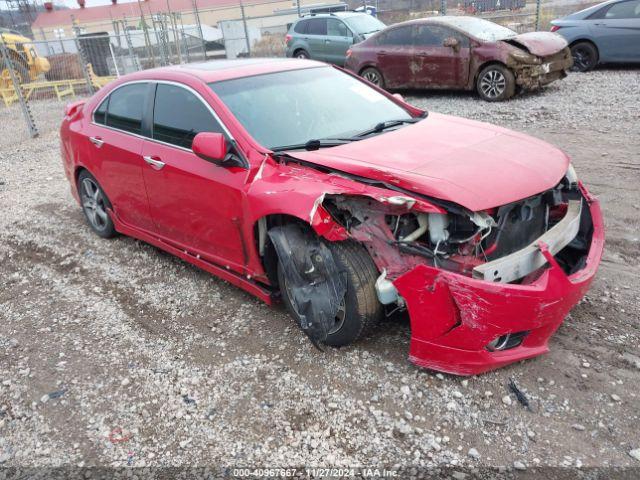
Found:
[254,214,310,289]
[569,39,599,60]
[359,65,378,76]
[293,47,307,56]
[474,60,510,83]
[74,166,88,189]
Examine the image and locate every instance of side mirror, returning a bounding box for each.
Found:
[192,132,228,165]
[443,37,460,52]
[392,93,405,102]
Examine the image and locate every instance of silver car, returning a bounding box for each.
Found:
[551,0,640,71]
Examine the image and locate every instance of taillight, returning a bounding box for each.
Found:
[550,25,561,32]
[285,34,292,45]
[346,48,352,58]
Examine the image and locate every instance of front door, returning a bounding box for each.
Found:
[141,83,247,269]
[324,18,355,65]
[85,82,155,232]
[412,25,471,89]
[589,0,640,61]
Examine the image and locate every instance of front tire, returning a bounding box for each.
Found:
[77,170,116,238]
[476,64,515,102]
[360,67,385,88]
[570,42,598,72]
[278,240,382,347]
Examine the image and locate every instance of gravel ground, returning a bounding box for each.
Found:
[1,69,639,474]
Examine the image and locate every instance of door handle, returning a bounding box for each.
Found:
[143,155,165,170]
[89,136,104,148]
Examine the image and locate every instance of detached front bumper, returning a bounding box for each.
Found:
[393,186,604,376]
[515,48,573,90]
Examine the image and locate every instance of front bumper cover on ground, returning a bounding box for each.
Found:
[392,189,604,376]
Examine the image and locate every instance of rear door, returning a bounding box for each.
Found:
[324,18,354,65]
[140,82,247,268]
[412,24,471,88]
[305,18,329,61]
[84,82,155,231]
[373,25,415,88]
[589,0,640,61]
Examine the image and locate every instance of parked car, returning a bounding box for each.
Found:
[345,16,573,101]
[60,59,603,375]
[285,12,386,66]
[551,0,640,71]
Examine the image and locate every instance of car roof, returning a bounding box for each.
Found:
[298,11,363,20]
[128,58,328,84]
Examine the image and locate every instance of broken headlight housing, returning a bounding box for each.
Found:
[509,49,542,65]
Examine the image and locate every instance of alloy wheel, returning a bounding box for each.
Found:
[572,48,591,71]
[363,70,381,86]
[80,177,109,232]
[480,70,506,99]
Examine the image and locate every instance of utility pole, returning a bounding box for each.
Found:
[296,0,301,17]
[239,0,251,57]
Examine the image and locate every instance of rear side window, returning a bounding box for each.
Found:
[294,20,309,34]
[105,83,147,135]
[378,26,412,46]
[307,18,327,35]
[152,84,224,150]
[93,97,108,125]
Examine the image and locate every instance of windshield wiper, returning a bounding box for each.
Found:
[351,117,423,139]
[271,138,352,152]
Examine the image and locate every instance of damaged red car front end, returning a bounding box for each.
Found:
[396,187,604,375]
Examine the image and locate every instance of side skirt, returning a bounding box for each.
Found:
[109,209,274,305]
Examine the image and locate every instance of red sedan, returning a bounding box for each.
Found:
[345,16,573,101]
[60,59,603,375]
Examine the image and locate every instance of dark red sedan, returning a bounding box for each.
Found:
[61,59,603,375]
[345,16,573,101]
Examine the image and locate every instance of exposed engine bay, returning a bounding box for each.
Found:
[321,173,593,306]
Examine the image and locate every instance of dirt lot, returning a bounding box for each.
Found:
[1,69,639,475]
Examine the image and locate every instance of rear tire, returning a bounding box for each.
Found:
[278,240,382,347]
[360,67,385,89]
[476,64,515,101]
[77,170,117,239]
[294,49,310,59]
[570,42,598,72]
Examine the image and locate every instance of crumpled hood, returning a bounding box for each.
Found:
[504,31,568,57]
[289,113,570,212]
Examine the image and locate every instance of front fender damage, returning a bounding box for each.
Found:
[268,224,346,349]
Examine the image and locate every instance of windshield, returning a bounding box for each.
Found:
[209,67,412,150]
[440,17,517,42]
[344,14,386,34]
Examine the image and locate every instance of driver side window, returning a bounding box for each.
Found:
[414,25,469,47]
[152,84,224,150]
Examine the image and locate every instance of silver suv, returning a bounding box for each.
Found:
[285,12,386,66]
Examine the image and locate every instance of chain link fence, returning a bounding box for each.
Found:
[3,0,597,140]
